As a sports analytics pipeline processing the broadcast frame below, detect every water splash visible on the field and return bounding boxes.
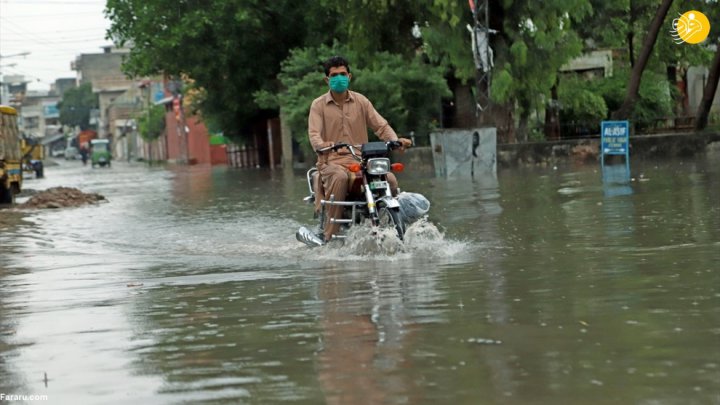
[311,217,470,261]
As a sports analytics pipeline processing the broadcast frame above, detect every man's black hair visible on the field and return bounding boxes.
[323,56,351,76]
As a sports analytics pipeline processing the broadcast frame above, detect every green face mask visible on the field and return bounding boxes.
[329,75,350,93]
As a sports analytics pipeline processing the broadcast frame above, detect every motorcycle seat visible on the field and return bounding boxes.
[312,167,363,213]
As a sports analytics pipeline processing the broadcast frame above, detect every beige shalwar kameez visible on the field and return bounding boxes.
[308,90,400,241]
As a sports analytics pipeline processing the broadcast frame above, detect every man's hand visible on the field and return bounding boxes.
[398,137,413,151]
[315,141,335,153]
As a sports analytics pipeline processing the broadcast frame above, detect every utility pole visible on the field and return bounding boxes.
[138,79,153,164]
[0,52,30,105]
[468,0,495,123]
[169,79,189,164]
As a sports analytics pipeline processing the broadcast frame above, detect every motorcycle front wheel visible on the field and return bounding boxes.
[378,207,405,240]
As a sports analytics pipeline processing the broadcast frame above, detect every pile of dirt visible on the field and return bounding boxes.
[20,187,106,209]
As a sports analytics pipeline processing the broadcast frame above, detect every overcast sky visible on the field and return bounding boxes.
[0,0,113,91]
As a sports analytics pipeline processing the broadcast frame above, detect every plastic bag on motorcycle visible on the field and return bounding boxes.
[396,192,430,226]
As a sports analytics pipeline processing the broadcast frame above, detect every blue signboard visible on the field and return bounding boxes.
[600,120,630,171]
[43,103,59,119]
[152,82,165,103]
[601,120,629,155]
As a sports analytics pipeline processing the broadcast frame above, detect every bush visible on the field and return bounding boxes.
[558,68,674,136]
[137,104,166,141]
[255,44,450,148]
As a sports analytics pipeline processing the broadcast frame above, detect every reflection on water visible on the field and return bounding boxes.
[1,155,719,403]
[602,163,633,198]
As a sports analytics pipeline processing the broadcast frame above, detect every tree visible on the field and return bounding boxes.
[58,83,98,130]
[695,42,720,131]
[612,0,674,119]
[137,105,166,141]
[317,0,431,62]
[423,0,594,142]
[255,43,450,151]
[576,0,714,123]
[105,0,334,141]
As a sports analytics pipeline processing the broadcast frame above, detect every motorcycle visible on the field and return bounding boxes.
[296,141,430,247]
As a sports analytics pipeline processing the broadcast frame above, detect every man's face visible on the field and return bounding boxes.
[324,66,351,84]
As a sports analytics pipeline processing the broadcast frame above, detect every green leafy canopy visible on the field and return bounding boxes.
[255,43,450,148]
[58,83,98,130]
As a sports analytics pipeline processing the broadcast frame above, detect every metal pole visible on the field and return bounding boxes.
[180,99,189,164]
[474,0,491,116]
[267,118,275,170]
[146,85,152,165]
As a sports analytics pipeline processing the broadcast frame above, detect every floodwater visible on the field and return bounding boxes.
[0,154,718,404]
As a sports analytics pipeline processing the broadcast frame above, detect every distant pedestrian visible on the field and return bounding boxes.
[80,145,89,165]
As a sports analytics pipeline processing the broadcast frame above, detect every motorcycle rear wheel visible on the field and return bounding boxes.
[378,207,405,240]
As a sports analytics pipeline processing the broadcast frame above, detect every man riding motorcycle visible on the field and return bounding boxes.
[308,56,412,243]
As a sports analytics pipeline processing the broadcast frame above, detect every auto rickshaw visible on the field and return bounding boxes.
[90,139,111,168]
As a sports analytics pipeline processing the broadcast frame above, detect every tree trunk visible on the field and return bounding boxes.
[612,0,673,120]
[544,81,560,140]
[279,107,293,168]
[627,0,635,67]
[480,103,515,143]
[453,83,477,128]
[695,43,720,131]
[516,101,531,143]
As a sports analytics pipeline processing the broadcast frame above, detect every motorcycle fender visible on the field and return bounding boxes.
[378,196,400,209]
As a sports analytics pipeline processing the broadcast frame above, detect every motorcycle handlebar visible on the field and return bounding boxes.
[316,141,406,154]
[316,143,352,153]
[387,140,403,150]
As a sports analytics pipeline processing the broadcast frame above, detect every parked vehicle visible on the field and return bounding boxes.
[90,139,111,168]
[64,146,79,160]
[0,105,23,204]
[296,141,430,247]
[50,147,65,158]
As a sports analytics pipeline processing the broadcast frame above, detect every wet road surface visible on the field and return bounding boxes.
[0,155,718,404]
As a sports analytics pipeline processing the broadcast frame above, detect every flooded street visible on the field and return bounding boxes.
[1,155,718,404]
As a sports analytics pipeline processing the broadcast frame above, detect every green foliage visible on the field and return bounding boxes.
[633,70,675,128]
[104,0,717,145]
[58,83,98,130]
[579,0,714,71]
[497,0,592,113]
[491,68,514,103]
[137,104,166,141]
[558,75,608,137]
[105,0,333,141]
[558,76,608,124]
[559,69,673,132]
[422,1,476,83]
[597,69,673,127]
[254,44,336,148]
[429,0,595,125]
[317,0,431,61]
[257,43,450,148]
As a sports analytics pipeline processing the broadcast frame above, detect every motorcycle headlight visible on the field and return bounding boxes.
[366,158,390,175]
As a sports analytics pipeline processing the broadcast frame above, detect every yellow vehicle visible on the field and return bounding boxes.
[0,105,23,204]
[21,136,45,178]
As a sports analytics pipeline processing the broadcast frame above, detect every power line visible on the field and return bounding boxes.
[0,18,90,53]
[6,27,109,34]
[2,37,108,44]
[3,12,105,19]
[0,0,104,5]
